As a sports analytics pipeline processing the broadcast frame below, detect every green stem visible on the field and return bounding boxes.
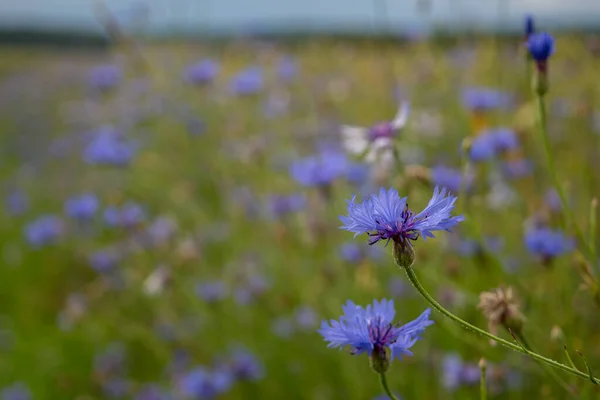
[378,373,399,400]
[516,332,576,396]
[536,94,594,260]
[479,359,487,400]
[402,265,600,384]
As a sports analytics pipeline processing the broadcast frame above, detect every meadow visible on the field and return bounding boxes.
[1,25,600,400]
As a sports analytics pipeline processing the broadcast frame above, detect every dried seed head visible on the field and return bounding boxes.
[478,286,526,336]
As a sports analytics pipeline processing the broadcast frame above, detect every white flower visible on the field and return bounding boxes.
[340,102,410,169]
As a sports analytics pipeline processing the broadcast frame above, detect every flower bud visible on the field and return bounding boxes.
[369,347,390,374]
[393,239,415,269]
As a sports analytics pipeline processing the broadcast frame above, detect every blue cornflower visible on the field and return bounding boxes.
[346,163,371,185]
[196,281,227,303]
[267,194,306,218]
[1,383,31,400]
[468,128,519,162]
[229,66,263,95]
[525,227,573,261]
[461,87,512,112]
[319,299,433,370]
[83,127,137,167]
[103,202,146,228]
[341,187,464,247]
[24,215,63,248]
[183,59,219,85]
[134,384,171,400]
[490,128,519,152]
[89,65,122,91]
[431,165,472,193]
[94,342,126,377]
[64,194,99,220]
[469,133,497,162]
[524,15,535,38]
[295,306,318,329]
[290,149,349,187]
[89,249,121,273]
[277,56,298,82]
[340,242,363,263]
[4,191,28,216]
[544,188,562,212]
[527,32,555,63]
[228,347,264,381]
[179,367,233,399]
[502,159,532,179]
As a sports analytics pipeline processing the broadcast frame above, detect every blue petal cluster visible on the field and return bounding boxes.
[24,215,63,248]
[183,59,220,85]
[431,165,472,193]
[340,187,464,246]
[290,149,349,187]
[88,65,122,91]
[319,299,433,360]
[469,128,519,162]
[461,87,513,111]
[229,66,264,95]
[525,227,573,259]
[83,127,137,167]
[64,194,99,220]
[527,32,555,62]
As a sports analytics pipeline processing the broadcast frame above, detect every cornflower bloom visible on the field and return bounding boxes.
[64,193,99,220]
[524,227,573,264]
[83,127,137,167]
[431,165,472,193]
[24,215,63,248]
[319,299,433,373]
[340,187,463,267]
[183,59,219,85]
[527,32,555,73]
[88,65,122,91]
[1,383,31,400]
[340,102,410,169]
[179,367,233,399]
[289,148,349,188]
[229,66,263,95]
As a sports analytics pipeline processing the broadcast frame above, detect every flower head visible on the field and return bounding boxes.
[527,32,555,63]
[179,367,233,399]
[229,66,263,95]
[88,65,122,91]
[290,149,349,187]
[24,215,63,248]
[462,87,512,112]
[431,165,472,193]
[83,127,137,167]
[478,287,526,336]
[319,299,433,370]
[340,103,410,168]
[1,382,31,400]
[64,194,99,220]
[183,59,219,85]
[340,187,464,247]
[524,227,573,261]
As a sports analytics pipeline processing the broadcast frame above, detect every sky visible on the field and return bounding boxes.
[0,0,599,35]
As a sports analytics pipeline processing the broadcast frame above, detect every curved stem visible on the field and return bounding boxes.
[516,332,577,397]
[378,373,399,400]
[402,265,600,384]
